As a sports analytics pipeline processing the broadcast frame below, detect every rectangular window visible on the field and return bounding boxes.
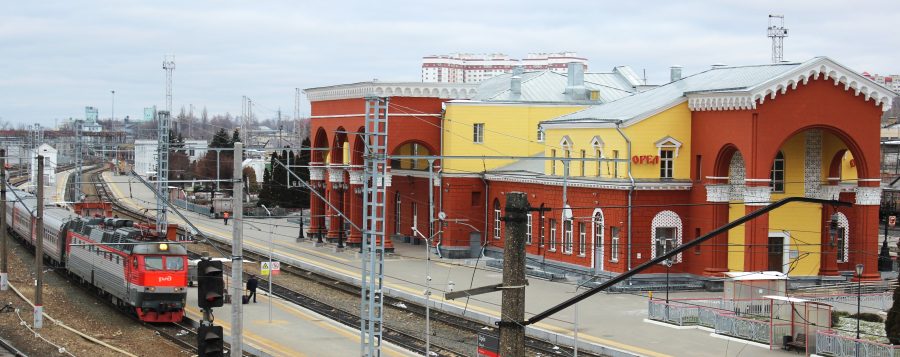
[563,219,573,254]
[550,149,557,175]
[540,212,546,247]
[770,153,785,193]
[394,195,402,235]
[473,123,484,143]
[612,150,620,178]
[537,127,545,142]
[412,202,418,231]
[580,150,586,176]
[660,149,674,179]
[493,205,501,240]
[578,222,586,256]
[610,227,619,262]
[655,227,676,258]
[471,191,482,206]
[526,213,533,244]
[549,219,557,251]
[596,150,603,177]
[166,256,185,270]
[564,150,571,176]
[144,256,164,270]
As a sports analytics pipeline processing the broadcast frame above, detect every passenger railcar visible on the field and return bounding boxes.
[4,192,188,322]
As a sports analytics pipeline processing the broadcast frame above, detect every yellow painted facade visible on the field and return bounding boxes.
[727,203,746,272]
[542,103,693,180]
[441,103,585,173]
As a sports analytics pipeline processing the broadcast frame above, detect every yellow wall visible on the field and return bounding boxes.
[821,131,857,184]
[728,203,745,271]
[542,102,693,180]
[442,103,585,173]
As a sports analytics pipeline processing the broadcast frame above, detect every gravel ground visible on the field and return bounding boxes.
[0,235,192,357]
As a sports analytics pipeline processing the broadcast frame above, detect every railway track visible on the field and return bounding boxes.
[91,167,597,356]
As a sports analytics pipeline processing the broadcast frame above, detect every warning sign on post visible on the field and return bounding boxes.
[260,261,280,276]
[477,333,499,357]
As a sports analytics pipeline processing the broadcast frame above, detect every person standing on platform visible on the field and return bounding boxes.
[223,211,229,225]
[246,275,258,303]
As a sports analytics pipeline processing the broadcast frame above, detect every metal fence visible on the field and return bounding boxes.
[797,292,893,312]
[173,199,213,217]
[714,313,771,344]
[816,330,900,357]
[647,300,699,326]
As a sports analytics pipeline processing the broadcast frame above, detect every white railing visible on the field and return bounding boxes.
[816,330,900,357]
[797,292,893,312]
[647,300,699,326]
[714,313,771,344]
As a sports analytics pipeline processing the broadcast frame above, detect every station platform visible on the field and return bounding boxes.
[184,286,412,357]
[101,171,796,357]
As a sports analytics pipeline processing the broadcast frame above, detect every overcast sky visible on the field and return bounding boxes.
[2,0,898,128]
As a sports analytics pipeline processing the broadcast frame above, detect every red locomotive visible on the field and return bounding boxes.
[6,192,188,322]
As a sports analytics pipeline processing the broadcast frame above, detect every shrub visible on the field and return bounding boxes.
[833,311,851,326]
[851,312,885,323]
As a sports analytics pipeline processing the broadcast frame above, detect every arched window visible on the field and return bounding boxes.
[770,151,785,193]
[593,210,605,269]
[394,191,402,235]
[833,212,849,263]
[651,210,683,263]
[493,199,501,240]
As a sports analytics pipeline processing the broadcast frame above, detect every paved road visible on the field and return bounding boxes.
[103,171,806,357]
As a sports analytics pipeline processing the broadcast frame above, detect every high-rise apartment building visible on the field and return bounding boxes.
[862,72,900,93]
[422,52,588,83]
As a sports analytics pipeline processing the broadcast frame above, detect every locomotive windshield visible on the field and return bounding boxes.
[166,256,185,270]
[144,256,164,270]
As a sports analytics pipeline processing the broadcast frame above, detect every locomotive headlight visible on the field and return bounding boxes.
[158,243,168,251]
[146,287,156,292]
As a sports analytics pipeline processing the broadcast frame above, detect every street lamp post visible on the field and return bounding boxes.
[412,227,441,357]
[665,259,672,321]
[856,263,864,357]
[260,205,275,323]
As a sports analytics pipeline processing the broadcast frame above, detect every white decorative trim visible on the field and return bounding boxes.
[834,212,850,263]
[309,113,441,119]
[706,184,731,202]
[804,130,823,198]
[590,136,604,149]
[559,135,573,148]
[743,186,772,206]
[818,185,842,200]
[687,57,896,112]
[304,81,477,102]
[655,135,683,158]
[349,170,364,185]
[592,209,605,272]
[728,152,746,201]
[855,186,881,205]
[650,210,683,263]
[309,167,325,181]
[382,173,392,187]
[328,167,345,183]
[483,173,693,191]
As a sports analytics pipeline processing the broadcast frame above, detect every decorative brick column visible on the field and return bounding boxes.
[326,166,345,243]
[818,185,842,276]
[308,162,326,241]
[704,177,730,276]
[743,182,771,272]
[346,168,364,247]
[853,184,882,280]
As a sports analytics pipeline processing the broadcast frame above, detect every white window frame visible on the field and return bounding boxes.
[473,123,485,144]
[660,149,674,179]
[578,222,586,257]
[770,151,785,193]
[526,213,533,245]
[411,202,418,231]
[580,150,586,177]
[651,210,683,263]
[537,125,545,142]
[539,211,546,247]
[493,200,501,240]
[549,219,557,251]
[550,149,557,175]
[563,218,573,254]
[610,227,619,263]
[394,191,402,235]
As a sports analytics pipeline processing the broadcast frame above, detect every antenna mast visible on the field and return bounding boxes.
[767,15,788,63]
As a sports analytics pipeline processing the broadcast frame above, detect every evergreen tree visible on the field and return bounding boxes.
[887,276,900,344]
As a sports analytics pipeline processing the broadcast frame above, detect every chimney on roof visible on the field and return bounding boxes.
[670,65,683,82]
[565,62,587,100]
[510,76,522,97]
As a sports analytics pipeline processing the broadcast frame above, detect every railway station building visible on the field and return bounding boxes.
[305,56,896,284]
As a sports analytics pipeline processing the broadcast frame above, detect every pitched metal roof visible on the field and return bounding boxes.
[472,69,638,103]
[545,57,897,126]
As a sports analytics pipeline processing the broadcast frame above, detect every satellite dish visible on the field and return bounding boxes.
[437,211,447,220]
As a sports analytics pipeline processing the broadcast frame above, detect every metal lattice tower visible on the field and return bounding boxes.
[156,110,170,235]
[72,120,83,202]
[360,96,389,356]
[767,15,788,63]
[163,56,175,114]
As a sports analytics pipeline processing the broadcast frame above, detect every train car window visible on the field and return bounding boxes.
[144,256,164,270]
[165,257,184,271]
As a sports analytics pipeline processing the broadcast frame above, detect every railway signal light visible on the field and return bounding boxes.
[197,259,224,308]
[197,324,225,357]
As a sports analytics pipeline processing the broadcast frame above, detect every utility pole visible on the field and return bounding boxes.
[0,149,7,291]
[498,192,529,356]
[231,142,244,357]
[34,155,44,329]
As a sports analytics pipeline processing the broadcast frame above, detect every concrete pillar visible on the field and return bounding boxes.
[326,166,344,243]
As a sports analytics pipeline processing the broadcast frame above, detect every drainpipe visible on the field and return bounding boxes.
[614,122,635,272]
